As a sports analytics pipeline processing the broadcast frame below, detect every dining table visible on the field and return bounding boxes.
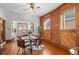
[21,35,38,40]
[20,35,39,54]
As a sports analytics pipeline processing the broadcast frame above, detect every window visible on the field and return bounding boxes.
[60,8,76,30]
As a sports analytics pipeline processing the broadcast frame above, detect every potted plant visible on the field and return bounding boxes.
[14,28,16,33]
[37,26,42,37]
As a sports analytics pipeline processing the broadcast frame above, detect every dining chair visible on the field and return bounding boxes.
[31,38,42,55]
[17,37,30,55]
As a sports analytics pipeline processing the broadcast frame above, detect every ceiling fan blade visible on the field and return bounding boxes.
[24,9,27,10]
[37,7,40,8]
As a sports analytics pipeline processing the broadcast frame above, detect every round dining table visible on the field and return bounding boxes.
[21,35,38,40]
[20,35,39,54]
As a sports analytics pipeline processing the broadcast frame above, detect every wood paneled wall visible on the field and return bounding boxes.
[76,4,79,46]
[40,6,60,45]
[60,30,76,49]
[59,4,76,49]
[51,8,60,45]
[40,15,51,40]
[60,4,76,14]
[40,3,79,49]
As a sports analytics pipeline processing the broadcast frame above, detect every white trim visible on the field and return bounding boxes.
[0,41,6,47]
[65,17,75,21]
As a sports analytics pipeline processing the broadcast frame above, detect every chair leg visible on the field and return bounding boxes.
[22,48,24,55]
[17,47,20,55]
[23,48,26,55]
[30,48,32,55]
[37,46,39,55]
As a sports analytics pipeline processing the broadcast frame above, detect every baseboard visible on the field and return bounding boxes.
[6,39,16,43]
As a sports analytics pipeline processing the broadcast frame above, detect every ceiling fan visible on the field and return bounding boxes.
[24,3,40,13]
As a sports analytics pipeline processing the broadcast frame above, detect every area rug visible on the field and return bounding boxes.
[26,44,45,51]
[31,44,45,50]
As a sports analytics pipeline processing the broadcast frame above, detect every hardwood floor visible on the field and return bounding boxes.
[1,40,70,55]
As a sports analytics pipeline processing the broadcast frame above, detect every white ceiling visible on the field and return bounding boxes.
[0,3,62,20]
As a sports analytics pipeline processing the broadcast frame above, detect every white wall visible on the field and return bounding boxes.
[0,7,40,40]
[14,16,40,35]
[0,7,5,16]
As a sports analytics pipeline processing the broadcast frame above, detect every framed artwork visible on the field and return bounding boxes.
[44,18,50,30]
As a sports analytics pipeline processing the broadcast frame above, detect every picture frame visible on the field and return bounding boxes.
[44,18,50,30]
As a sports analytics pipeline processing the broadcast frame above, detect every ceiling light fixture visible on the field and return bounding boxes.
[24,3,40,13]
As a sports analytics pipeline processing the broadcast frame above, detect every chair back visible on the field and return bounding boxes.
[17,38,25,48]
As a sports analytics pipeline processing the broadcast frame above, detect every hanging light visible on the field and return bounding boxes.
[24,3,40,13]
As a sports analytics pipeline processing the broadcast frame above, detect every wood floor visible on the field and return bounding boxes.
[1,40,70,55]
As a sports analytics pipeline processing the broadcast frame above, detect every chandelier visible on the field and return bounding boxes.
[24,3,40,13]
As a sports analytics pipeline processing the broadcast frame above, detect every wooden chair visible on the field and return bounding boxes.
[31,38,42,54]
[17,37,30,55]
